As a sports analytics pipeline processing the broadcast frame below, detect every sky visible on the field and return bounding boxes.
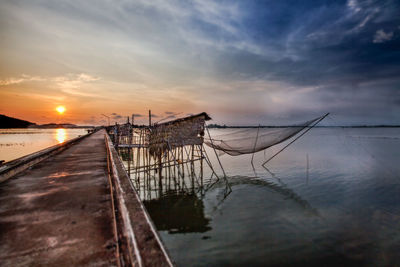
[0,0,399,126]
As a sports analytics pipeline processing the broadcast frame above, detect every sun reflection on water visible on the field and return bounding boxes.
[56,129,67,143]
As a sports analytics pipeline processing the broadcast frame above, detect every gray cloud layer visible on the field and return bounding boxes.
[1,0,399,125]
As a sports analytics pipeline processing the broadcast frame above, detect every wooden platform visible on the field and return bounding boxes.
[0,129,172,266]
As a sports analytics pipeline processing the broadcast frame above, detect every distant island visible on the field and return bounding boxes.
[0,114,36,128]
[0,114,93,129]
[35,123,92,129]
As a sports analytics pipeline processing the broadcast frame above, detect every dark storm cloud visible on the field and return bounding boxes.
[163,111,181,119]
[132,113,144,118]
[111,113,122,119]
[163,115,176,120]
[2,0,399,124]
[206,0,400,124]
[214,0,400,85]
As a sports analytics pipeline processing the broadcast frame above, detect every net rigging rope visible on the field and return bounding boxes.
[204,115,325,156]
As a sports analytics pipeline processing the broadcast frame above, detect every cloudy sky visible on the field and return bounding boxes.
[0,0,399,125]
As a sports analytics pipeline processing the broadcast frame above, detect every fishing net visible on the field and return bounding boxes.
[204,115,324,156]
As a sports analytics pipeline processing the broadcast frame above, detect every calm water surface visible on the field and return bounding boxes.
[0,128,89,162]
[123,128,400,266]
[4,127,398,265]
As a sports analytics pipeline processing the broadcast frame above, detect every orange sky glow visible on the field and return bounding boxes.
[1,1,398,126]
[0,73,201,125]
[0,1,324,126]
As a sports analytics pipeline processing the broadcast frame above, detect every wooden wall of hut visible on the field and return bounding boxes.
[148,113,210,156]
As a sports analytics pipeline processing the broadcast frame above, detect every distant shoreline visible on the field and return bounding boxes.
[29,125,94,129]
[2,114,399,129]
[0,114,94,129]
[207,125,400,129]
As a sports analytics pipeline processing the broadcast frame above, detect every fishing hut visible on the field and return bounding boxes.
[111,112,218,200]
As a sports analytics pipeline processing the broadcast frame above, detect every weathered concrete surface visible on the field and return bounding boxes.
[0,130,118,266]
[105,135,173,267]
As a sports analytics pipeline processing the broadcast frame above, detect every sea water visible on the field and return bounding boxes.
[2,127,399,265]
[0,128,89,162]
[128,128,400,266]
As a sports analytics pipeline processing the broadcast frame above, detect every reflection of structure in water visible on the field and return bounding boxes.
[118,148,131,161]
[144,191,211,234]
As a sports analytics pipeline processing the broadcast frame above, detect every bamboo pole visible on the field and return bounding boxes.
[262,113,329,166]
[251,124,261,168]
[205,123,226,177]
[200,145,204,189]
[167,152,170,191]
[149,110,152,127]
[181,147,185,178]
[158,153,162,190]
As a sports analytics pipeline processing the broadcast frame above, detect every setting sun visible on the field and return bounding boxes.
[56,106,66,114]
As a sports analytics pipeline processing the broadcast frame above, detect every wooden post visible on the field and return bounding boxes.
[173,148,176,183]
[151,150,156,189]
[191,144,194,176]
[168,151,171,189]
[164,153,167,188]
[191,145,194,192]
[200,145,203,189]
[158,153,162,190]
[149,110,152,127]
[115,123,119,148]
[176,147,180,179]
[181,147,185,178]
[136,147,140,191]
[128,148,131,178]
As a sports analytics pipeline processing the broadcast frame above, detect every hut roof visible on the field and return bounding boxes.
[156,112,211,126]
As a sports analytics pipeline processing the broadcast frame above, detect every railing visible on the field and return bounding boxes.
[104,133,174,267]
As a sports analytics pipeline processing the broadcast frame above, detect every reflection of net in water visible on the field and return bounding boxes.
[224,176,319,216]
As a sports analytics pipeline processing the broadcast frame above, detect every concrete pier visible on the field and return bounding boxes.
[0,129,172,266]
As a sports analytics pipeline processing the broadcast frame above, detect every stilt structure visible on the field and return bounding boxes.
[110,112,219,200]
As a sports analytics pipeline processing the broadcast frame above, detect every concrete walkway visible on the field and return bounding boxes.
[0,130,118,266]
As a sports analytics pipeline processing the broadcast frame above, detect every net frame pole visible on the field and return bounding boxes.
[202,147,220,182]
[205,123,227,177]
[251,124,261,168]
[262,113,329,167]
